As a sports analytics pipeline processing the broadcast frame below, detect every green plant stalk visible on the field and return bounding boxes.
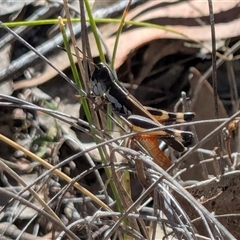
[0,18,198,38]
[123,169,131,197]
[59,17,81,87]
[83,0,106,63]
[105,2,128,155]
[59,16,110,199]
[109,3,133,234]
[107,1,131,133]
[82,4,114,131]
[106,105,113,130]
[83,0,125,214]
[2,17,225,58]
[58,17,92,125]
[111,0,131,69]
[59,8,113,206]
[59,15,111,203]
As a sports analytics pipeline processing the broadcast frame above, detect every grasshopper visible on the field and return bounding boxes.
[91,62,195,169]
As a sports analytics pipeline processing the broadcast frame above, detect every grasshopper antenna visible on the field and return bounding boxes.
[57,45,98,67]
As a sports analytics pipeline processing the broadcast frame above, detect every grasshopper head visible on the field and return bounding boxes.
[91,62,114,96]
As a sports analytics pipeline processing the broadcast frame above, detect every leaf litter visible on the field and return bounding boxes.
[0,0,240,239]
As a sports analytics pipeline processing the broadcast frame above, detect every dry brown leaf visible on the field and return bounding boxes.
[105,17,240,69]
[178,170,240,239]
[179,67,229,179]
[91,1,240,68]
[127,1,240,21]
[14,2,240,90]
[190,67,228,141]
